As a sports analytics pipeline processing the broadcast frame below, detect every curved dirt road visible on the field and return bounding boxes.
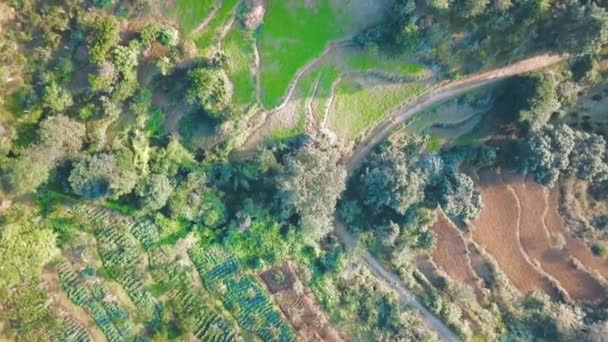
[334,54,565,342]
[344,54,565,174]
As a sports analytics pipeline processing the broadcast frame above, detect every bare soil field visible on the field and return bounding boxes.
[471,168,556,295]
[545,188,608,280]
[430,210,483,293]
[506,175,606,302]
[260,262,347,342]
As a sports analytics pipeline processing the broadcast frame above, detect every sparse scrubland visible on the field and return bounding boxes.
[3,0,608,341]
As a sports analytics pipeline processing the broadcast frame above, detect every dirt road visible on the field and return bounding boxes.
[344,54,565,174]
[333,53,565,342]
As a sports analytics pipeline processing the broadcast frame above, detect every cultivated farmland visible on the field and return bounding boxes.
[430,210,483,293]
[505,174,606,302]
[470,168,557,295]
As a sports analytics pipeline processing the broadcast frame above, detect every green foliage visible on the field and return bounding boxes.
[69,153,138,200]
[276,143,346,242]
[438,172,482,221]
[0,205,58,295]
[136,174,174,211]
[186,67,230,119]
[89,16,121,64]
[224,201,293,266]
[6,116,85,195]
[524,124,608,186]
[518,73,560,131]
[167,172,226,228]
[42,82,73,113]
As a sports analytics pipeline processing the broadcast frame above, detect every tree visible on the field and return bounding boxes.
[69,153,137,199]
[518,73,560,131]
[7,148,54,195]
[43,82,73,113]
[186,67,229,119]
[587,321,608,342]
[136,174,174,211]
[524,124,575,186]
[360,136,429,215]
[552,4,608,56]
[6,116,85,195]
[524,124,608,186]
[568,131,608,183]
[276,143,346,242]
[438,172,482,221]
[38,115,86,155]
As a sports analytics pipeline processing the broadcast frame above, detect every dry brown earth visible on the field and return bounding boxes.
[430,210,483,293]
[506,176,606,302]
[471,168,556,295]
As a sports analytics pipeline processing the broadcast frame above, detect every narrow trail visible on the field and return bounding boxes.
[253,41,262,104]
[306,76,321,130]
[191,1,221,36]
[322,76,341,128]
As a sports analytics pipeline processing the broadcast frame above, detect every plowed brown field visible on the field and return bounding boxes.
[507,176,605,302]
[431,210,483,292]
[545,188,608,279]
[471,168,556,295]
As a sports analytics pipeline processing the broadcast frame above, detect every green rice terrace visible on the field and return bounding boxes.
[3,0,608,341]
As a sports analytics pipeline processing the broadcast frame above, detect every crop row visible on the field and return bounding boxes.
[94,225,157,314]
[189,248,296,342]
[57,261,136,342]
[148,247,240,341]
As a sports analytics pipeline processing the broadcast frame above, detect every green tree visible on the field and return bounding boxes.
[69,153,137,199]
[136,174,174,211]
[186,67,229,119]
[438,172,482,221]
[43,82,73,113]
[6,116,85,195]
[276,143,346,242]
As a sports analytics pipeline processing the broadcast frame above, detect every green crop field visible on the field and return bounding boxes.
[170,0,216,34]
[224,26,257,109]
[330,79,425,140]
[343,49,429,79]
[258,0,345,108]
[193,0,239,52]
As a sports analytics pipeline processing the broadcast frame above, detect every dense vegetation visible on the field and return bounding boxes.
[2,0,608,341]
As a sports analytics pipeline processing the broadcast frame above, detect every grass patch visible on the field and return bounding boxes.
[193,0,239,52]
[259,0,345,108]
[170,0,216,34]
[224,25,256,108]
[427,135,445,152]
[330,78,425,141]
[145,108,166,136]
[344,48,429,78]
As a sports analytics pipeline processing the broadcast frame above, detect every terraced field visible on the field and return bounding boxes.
[260,263,347,342]
[504,174,606,302]
[430,210,483,293]
[442,168,608,303]
[471,168,557,295]
[545,188,608,279]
